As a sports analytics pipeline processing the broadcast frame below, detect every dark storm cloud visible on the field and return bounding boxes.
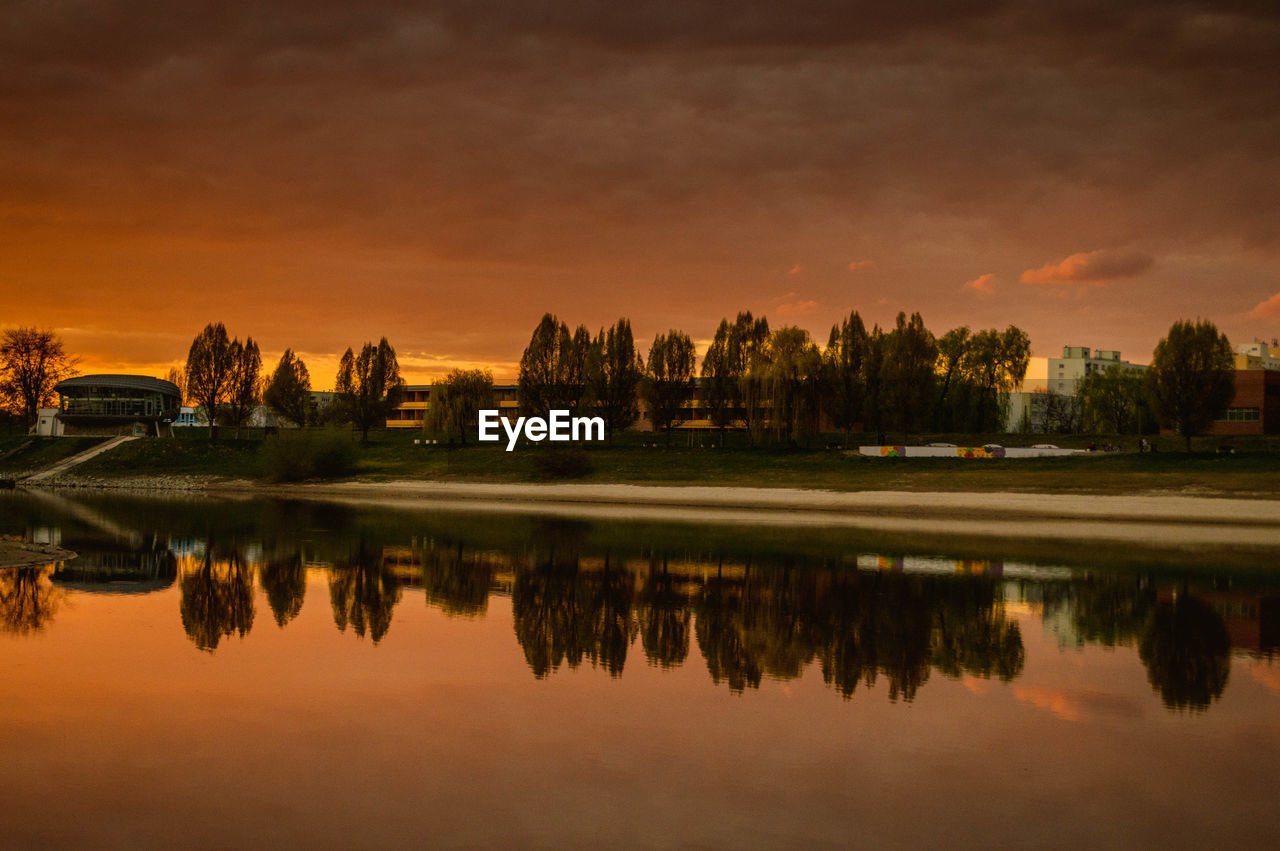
[2,1,1280,375]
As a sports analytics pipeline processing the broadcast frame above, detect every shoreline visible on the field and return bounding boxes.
[9,477,1280,552]
[21,474,1280,526]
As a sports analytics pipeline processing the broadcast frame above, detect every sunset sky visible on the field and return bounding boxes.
[3,1,1279,386]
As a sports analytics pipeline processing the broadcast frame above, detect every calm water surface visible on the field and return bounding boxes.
[2,490,1278,847]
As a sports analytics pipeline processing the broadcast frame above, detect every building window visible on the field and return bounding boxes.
[1218,407,1261,422]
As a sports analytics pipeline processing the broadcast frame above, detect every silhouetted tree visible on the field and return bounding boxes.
[758,326,824,444]
[263,349,312,427]
[823,311,868,442]
[0,327,78,427]
[588,319,643,434]
[860,325,889,443]
[934,325,1030,432]
[223,336,262,436]
[185,322,237,438]
[882,312,938,440]
[642,330,696,439]
[517,314,593,417]
[335,338,403,442]
[1149,319,1235,451]
[701,319,738,437]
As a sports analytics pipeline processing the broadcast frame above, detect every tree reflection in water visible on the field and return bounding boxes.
[637,559,690,669]
[506,520,636,678]
[1139,593,1231,712]
[179,542,255,652]
[3,489,1257,713]
[421,542,491,618]
[0,565,62,635]
[260,553,306,627]
[328,537,401,644]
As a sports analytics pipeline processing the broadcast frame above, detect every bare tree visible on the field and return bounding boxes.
[0,327,78,427]
[185,323,236,438]
[223,337,262,437]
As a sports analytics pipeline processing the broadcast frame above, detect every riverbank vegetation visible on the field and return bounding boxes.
[8,428,1278,496]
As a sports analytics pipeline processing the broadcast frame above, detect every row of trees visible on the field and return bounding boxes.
[183,323,404,440]
[2,315,1241,450]
[501,310,1030,444]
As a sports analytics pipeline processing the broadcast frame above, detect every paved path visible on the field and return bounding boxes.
[22,435,137,483]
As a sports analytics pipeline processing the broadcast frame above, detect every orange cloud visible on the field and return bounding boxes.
[847,260,874,272]
[1248,292,1280,319]
[788,263,804,276]
[963,273,996,294]
[776,298,818,318]
[1021,250,1154,284]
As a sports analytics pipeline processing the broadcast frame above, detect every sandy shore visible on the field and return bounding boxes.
[260,480,1280,525]
[20,478,1280,550]
[0,539,77,570]
[205,479,1280,551]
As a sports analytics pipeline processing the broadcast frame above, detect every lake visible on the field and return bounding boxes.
[2,489,1278,847]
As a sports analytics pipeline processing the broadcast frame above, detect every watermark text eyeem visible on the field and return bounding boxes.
[478,409,604,451]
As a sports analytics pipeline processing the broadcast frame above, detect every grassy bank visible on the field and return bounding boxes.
[36,427,1280,496]
[0,436,111,476]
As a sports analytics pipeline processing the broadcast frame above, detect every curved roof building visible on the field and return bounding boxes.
[53,374,182,436]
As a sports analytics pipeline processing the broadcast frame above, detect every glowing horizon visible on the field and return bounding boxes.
[3,2,1278,381]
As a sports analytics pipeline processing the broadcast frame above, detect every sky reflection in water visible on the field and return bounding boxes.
[1,491,1278,846]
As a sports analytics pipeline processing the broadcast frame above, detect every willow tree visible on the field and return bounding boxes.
[760,326,824,445]
[428,368,495,443]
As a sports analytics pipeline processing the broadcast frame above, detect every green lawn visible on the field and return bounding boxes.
[50,427,1280,496]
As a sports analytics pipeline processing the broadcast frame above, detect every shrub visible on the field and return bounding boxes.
[260,430,357,482]
[531,448,593,479]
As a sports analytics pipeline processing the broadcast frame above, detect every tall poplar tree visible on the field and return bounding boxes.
[643,330,696,440]
[336,338,403,442]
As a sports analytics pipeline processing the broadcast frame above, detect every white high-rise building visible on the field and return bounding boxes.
[1047,345,1147,397]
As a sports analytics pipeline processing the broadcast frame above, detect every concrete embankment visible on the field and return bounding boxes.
[21,435,138,483]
